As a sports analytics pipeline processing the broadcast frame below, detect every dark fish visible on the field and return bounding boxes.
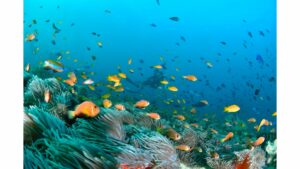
[256,54,264,64]
[150,23,157,27]
[57,5,60,9]
[96,34,100,37]
[269,77,275,82]
[254,89,260,95]
[259,31,265,37]
[91,32,97,36]
[175,42,180,46]
[52,23,61,34]
[104,9,111,14]
[187,59,191,63]
[70,23,75,26]
[51,40,56,45]
[220,41,227,45]
[32,19,37,24]
[92,56,96,60]
[180,36,186,42]
[248,32,253,38]
[87,47,91,51]
[243,19,247,22]
[28,24,32,28]
[45,19,50,23]
[156,0,160,5]
[40,6,43,8]
[169,16,179,22]
[243,43,247,48]
[139,59,144,63]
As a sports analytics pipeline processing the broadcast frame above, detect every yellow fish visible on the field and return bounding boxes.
[257,119,270,132]
[118,73,127,79]
[152,65,163,69]
[224,104,240,113]
[168,86,178,92]
[160,80,169,85]
[88,85,95,90]
[272,112,277,116]
[101,93,111,99]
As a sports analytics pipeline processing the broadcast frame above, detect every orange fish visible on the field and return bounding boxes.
[103,99,112,108]
[191,123,199,128]
[190,108,197,114]
[211,152,219,159]
[210,128,218,134]
[166,128,181,141]
[183,75,197,81]
[115,104,126,111]
[114,86,124,92]
[176,145,191,151]
[257,119,270,132]
[168,86,178,92]
[64,79,76,86]
[176,115,185,121]
[252,136,265,146]
[247,118,256,123]
[26,33,35,41]
[68,72,77,83]
[68,101,100,119]
[221,132,234,143]
[134,100,150,109]
[147,112,160,120]
[44,89,51,103]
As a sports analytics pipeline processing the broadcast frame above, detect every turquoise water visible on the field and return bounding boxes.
[24,0,276,168]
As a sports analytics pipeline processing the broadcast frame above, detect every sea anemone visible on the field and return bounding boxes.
[130,130,180,169]
[206,157,234,169]
[234,147,266,169]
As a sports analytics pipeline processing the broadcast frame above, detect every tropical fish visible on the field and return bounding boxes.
[101,93,111,99]
[147,112,160,120]
[206,61,213,68]
[164,128,181,141]
[221,132,234,143]
[128,58,132,65]
[160,80,169,85]
[97,41,103,47]
[247,118,256,123]
[88,85,95,90]
[114,86,124,92]
[64,79,76,86]
[118,73,127,79]
[25,64,30,72]
[103,99,112,108]
[43,60,64,72]
[135,100,150,109]
[152,65,163,69]
[44,89,51,103]
[252,136,265,146]
[211,152,220,159]
[169,16,179,22]
[191,123,199,128]
[68,101,100,119]
[176,145,191,151]
[115,104,125,111]
[25,33,36,41]
[190,108,197,114]
[176,115,185,121]
[183,75,197,81]
[168,86,178,92]
[83,79,94,85]
[210,128,218,134]
[52,23,61,34]
[257,119,270,131]
[68,72,77,83]
[224,104,240,113]
[272,112,277,116]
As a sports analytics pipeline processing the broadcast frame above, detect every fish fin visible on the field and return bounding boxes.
[68,111,76,119]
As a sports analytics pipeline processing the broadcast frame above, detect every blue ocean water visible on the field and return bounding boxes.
[24,0,276,124]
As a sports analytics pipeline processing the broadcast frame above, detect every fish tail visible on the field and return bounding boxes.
[68,111,76,119]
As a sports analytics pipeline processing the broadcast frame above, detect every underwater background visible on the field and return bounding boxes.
[24,0,276,168]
